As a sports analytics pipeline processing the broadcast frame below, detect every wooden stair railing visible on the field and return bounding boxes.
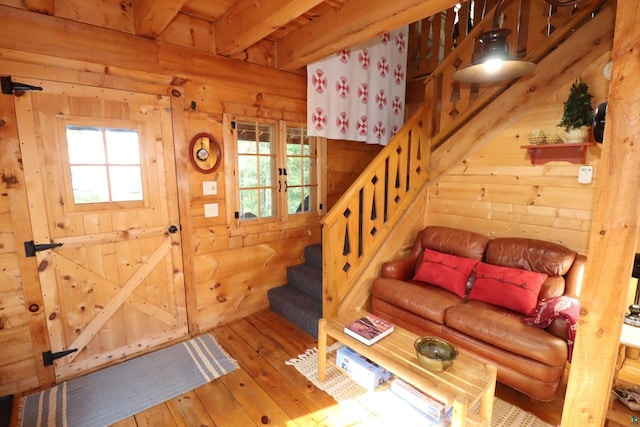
[321,0,609,320]
[320,108,432,319]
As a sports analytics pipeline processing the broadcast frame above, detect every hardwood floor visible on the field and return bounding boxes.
[12,310,565,426]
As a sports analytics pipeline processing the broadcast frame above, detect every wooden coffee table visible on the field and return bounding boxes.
[318,309,497,427]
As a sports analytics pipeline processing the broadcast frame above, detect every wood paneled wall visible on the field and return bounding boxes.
[0,4,317,395]
[425,50,612,255]
[326,139,383,210]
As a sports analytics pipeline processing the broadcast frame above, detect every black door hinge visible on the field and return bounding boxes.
[24,240,63,257]
[1,76,43,95]
[42,349,78,366]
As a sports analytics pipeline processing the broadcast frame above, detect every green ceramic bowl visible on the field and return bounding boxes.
[414,337,458,372]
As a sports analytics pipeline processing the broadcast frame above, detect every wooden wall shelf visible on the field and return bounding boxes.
[520,142,595,165]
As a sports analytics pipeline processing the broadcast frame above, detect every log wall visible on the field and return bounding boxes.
[0,4,320,395]
[0,1,618,405]
[425,50,612,255]
[326,140,383,210]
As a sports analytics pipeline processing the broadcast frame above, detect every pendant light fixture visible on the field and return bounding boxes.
[452,0,535,83]
[452,0,587,83]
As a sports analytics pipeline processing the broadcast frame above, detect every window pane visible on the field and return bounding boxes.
[288,187,303,214]
[258,124,272,141]
[70,166,109,203]
[239,189,259,219]
[259,156,273,186]
[259,141,272,154]
[303,157,312,185]
[261,188,275,217]
[287,143,301,156]
[237,139,257,154]
[302,136,311,156]
[66,126,105,164]
[106,128,140,164]
[238,156,258,187]
[287,156,302,186]
[110,166,143,201]
[237,122,257,154]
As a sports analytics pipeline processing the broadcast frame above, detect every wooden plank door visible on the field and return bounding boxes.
[13,79,188,381]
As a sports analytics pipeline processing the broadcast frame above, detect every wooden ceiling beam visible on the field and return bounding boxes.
[22,0,53,15]
[214,0,323,56]
[134,0,189,38]
[275,0,460,71]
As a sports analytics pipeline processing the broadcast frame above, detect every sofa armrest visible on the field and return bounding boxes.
[380,255,419,281]
[564,253,587,298]
[546,319,569,341]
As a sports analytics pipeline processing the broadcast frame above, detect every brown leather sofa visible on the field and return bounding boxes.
[371,226,586,402]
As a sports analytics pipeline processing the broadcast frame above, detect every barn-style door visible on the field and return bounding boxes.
[13,79,188,381]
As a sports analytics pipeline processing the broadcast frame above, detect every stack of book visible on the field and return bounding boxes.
[343,313,395,346]
[335,346,393,391]
[390,378,453,426]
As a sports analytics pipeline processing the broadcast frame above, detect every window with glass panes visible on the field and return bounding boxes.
[236,121,277,219]
[286,126,317,214]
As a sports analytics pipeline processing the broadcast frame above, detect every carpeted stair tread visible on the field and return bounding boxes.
[268,286,322,338]
[304,243,323,270]
[287,263,323,300]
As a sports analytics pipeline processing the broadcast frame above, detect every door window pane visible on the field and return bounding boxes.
[66,125,144,205]
[70,166,109,203]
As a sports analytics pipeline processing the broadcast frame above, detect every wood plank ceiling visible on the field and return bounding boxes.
[18,0,461,72]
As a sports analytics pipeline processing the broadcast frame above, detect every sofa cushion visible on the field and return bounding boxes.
[371,277,462,324]
[486,237,577,297]
[444,300,568,366]
[412,249,479,298]
[416,226,490,262]
[468,262,547,315]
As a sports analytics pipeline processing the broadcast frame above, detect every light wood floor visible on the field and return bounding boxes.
[12,310,565,426]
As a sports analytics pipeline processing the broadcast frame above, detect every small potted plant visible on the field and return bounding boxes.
[558,78,594,143]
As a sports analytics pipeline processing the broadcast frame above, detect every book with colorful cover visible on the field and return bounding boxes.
[343,314,395,345]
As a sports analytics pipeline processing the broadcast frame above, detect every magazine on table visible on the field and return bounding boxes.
[343,314,395,345]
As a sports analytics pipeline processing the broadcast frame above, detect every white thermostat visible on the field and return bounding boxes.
[578,166,593,184]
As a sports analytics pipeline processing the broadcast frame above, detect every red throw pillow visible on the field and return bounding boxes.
[468,263,548,315]
[412,249,479,298]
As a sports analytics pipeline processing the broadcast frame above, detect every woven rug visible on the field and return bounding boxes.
[19,334,237,427]
[286,344,553,427]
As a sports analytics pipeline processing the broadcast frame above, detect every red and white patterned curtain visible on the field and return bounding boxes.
[307,26,408,146]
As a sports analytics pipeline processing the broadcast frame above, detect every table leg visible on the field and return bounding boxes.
[479,364,497,425]
[452,394,468,427]
[317,318,327,382]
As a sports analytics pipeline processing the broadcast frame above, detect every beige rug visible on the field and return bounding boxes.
[286,343,553,427]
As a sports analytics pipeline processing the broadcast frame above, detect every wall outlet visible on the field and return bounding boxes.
[204,203,219,218]
[578,166,593,184]
[203,181,217,195]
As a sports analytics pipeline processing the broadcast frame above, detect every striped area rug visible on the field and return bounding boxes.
[286,343,553,427]
[19,334,237,427]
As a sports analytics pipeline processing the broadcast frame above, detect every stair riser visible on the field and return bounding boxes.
[268,286,322,338]
[287,264,322,300]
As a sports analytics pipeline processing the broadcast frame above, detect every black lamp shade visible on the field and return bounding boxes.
[452,28,535,83]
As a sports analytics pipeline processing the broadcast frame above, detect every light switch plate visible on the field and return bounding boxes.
[203,181,217,195]
[578,166,593,184]
[204,203,219,217]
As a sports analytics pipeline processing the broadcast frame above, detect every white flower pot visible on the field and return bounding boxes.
[565,127,589,143]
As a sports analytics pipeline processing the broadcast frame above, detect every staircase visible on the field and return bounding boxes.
[267,243,323,338]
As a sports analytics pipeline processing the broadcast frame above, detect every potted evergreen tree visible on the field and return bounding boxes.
[558,78,594,143]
